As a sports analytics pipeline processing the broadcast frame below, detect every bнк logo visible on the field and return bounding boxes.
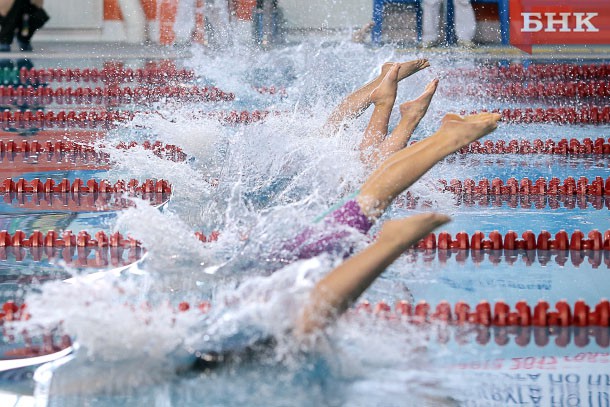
[521,13,599,33]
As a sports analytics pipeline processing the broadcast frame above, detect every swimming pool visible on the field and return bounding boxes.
[0,39,608,406]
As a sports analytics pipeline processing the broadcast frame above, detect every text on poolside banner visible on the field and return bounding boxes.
[510,0,610,53]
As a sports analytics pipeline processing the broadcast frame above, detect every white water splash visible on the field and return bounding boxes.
[23,273,199,362]
[20,38,518,406]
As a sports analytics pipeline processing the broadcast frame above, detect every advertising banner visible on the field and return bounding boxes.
[510,0,610,53]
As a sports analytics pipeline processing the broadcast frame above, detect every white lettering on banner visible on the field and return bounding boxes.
[522,13,544,32]
[574,12,599,32]
[544,13,572,32]
[520,12,600,33]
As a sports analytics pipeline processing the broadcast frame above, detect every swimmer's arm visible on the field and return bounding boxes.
[294,213,450,337]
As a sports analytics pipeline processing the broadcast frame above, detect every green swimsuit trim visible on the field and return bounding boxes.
[313,190,360,223]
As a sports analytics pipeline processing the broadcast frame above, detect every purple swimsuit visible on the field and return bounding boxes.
[287,199,372,259]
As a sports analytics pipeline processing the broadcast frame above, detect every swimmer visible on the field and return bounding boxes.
[27,113,500,382]
[30,214,448,381]
[188,112,499,368]
[185,212,449,370]
[289,112,501,260]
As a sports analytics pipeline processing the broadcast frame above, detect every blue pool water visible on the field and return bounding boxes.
[0,39,608,406]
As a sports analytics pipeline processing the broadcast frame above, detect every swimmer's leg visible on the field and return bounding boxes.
[358,63,399,161]
[289,114,498,261]
[323,59,430,134]
[357,113,502,219]
[368,78,439,166]
[376,112,496,170]
[295,213,450,336]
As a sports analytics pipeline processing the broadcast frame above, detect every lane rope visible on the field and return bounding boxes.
[457,138,610,155]
[0,140,186,162]
[0,177,171,194]
[0,299,607,328]
[457,63,610,81]
[464,106,610,124]
[449,81,610,99]
[0,109,275,128]
[0,85,235,105]
[438,176,610,197]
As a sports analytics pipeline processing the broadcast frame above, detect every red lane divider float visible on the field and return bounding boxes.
[0,141,186,175]
[0,109,275,129]
[0,85,234,105]
[6,326,608,356]
[465,106,610,124]
[0,312,607,359]
[439,176,610,197]
[459,138,610,155]
[0,178,171,211]
[17,66,195,85]
[0,229,218,248]
[113,140,187,160]
[0,130,105,143]
[9,227,610,266]
[0,245,143,268]
[0,301,72,358]
[447,325,608,348]
[1,336,72,360]
[1,191,168,212]
[396,193,610,211]
[0,299,607,328]
[209,109,276,125]
[450,81,610,99]
[0,140,186,161]
[457,63,610,81]
[393,245,610,268]
[356,299,610,328]
[0,177,171,194]
[254,86,287,97]
[0,230,139,248]
[412,229,609,252]
[0,230,218,268]
[196,227,610,253]
[0,110,133,128]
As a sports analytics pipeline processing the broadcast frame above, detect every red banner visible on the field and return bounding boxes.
[510,0,610,53]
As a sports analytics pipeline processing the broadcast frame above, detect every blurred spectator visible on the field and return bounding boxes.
[422,0,475,47]
[0,0,49,51]
[352,22,374,44]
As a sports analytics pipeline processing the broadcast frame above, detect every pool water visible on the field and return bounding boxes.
[0,38,608,406]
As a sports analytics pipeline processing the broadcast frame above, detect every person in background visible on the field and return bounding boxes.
[422,0,475,47]
[0,0,49,52]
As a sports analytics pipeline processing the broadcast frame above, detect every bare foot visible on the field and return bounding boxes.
[370,63,399,108]
[399,78,439,124]
[381,59,430,82]
[438,113,501,149]
[441,112,493,124]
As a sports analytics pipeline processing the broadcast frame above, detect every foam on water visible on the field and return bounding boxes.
[112,199,212,275]
[23,273,197,362]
